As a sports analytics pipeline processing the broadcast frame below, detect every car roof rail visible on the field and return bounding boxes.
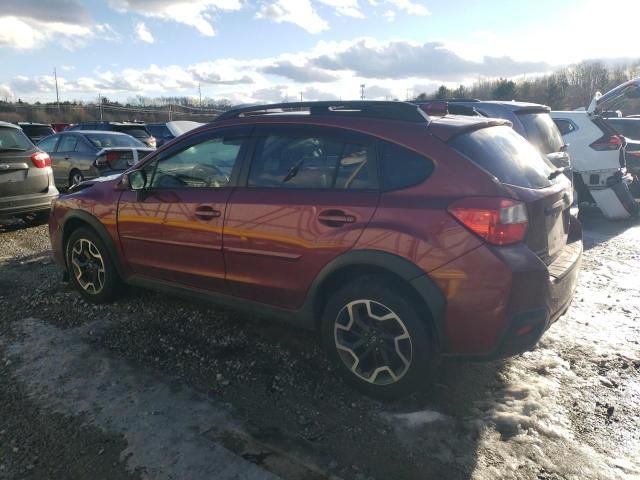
[215,101,429,123]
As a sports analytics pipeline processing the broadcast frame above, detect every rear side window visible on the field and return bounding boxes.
[450,126,555,189]
[0,128,33,151]
[553,119,577,136]
[85,133,145,148]
[379,141,433,191]
[249,132,377,190]
[517,112,564,154]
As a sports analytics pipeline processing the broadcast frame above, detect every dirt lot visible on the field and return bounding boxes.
[1,214,639,480]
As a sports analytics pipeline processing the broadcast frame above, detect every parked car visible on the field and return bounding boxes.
[417,100,576,215]
[0,121,58,221]
[48,101,582,398]
[51,123,72,133]
[67,122,157,149]
[17,122,56,144]
[37,131,154,189]
[602,115,640,189]
[147,121,204,147]
[551,78,640,219]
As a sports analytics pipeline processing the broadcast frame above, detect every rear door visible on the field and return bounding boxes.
[450,125,572,264]
[0,127,46,198]
[223,125,380,309]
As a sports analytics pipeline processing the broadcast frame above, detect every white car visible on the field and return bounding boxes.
[552,78,640,220]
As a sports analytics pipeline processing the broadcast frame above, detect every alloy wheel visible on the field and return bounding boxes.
[334,299,413,385]
[71,172,83,186]
[70,238,106,294]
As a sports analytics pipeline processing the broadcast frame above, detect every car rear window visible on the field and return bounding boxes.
[21,125,55,137]
[85,133,146,148]
[450,125,556,189]
[115,126,150,138]
[0,127,33,151]
[517,112,564,154]
[148,125,171,138]
[606,119,640,140]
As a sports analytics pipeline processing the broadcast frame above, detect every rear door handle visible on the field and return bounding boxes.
[318,210,356,227]
[194,206,222,220]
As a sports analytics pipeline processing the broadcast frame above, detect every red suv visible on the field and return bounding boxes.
[48,101,582,398]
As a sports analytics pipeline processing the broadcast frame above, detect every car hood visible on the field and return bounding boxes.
[587,77,640,115]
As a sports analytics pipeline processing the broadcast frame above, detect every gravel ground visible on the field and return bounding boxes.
[0,214,639,479]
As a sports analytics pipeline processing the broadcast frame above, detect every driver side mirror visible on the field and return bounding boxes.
[128,169,147,191]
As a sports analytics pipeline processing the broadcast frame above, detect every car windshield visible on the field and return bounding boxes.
[114,126,150,139]
[451,125,556,189]
[85,133,146,148]
[517,112,565,154]
[0,127,33,151]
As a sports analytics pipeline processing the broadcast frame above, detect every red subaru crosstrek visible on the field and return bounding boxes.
[48,101,582,398]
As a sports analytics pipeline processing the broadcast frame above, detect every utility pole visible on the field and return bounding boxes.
[299,91,303,102]
[53,67,60,111]
[360,84,365,100]
[406,88,411,101]
[98,93,103,121]
[198,83,202,107]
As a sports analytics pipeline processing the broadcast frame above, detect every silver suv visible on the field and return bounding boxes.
[0,121,58,221]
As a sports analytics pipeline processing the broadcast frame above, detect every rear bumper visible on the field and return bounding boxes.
[433,217,583,358]
[0,188,58,217]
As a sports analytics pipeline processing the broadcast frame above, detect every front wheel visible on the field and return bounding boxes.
[320,275,435,399]
[65,227,119,303]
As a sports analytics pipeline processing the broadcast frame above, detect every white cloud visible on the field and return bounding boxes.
[135,22,154,43]
[0,16,117,50]
[316,0,364,18]
[108,0,242,36]
[0,84,14,101]
[383,9,395,21]
[385,0,430,16]
[256,0,329,34]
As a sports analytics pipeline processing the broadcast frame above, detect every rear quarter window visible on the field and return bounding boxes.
[517,112,564,154]
[379,141,433,191]
[450,126,555,190]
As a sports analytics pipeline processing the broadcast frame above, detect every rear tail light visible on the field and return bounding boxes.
[448,197,528,246]
[590,134,625,151]
[30,151,51,168]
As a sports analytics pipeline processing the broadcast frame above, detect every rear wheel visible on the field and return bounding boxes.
[320,275,435,399]
[65,227,119,303]
[69,170,84,188]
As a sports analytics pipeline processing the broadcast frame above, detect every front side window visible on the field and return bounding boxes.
[150,136,245,189]
[36,135,59,152]
[248,132,377,190]
[85,133,145,148]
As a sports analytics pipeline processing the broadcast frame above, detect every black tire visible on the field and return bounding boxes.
[65,227,119,304]
[69,169,84,188]
[320,275,435,399]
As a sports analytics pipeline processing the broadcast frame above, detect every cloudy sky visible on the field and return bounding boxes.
[0,0,639,104]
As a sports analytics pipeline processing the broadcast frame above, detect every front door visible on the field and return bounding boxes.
[117,127,251,292]
[223,125,380,309]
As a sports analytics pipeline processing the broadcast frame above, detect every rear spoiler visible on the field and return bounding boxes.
[428,117,512,142]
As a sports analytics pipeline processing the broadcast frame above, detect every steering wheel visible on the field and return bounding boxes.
[191,164,230,186]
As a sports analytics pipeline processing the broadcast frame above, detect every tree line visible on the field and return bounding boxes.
[414,60,640,111]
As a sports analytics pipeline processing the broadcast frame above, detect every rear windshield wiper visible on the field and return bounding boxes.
[548,167,568,180]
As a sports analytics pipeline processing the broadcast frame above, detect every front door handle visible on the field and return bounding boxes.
[318,210,356,227]
[194,206,221,220]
